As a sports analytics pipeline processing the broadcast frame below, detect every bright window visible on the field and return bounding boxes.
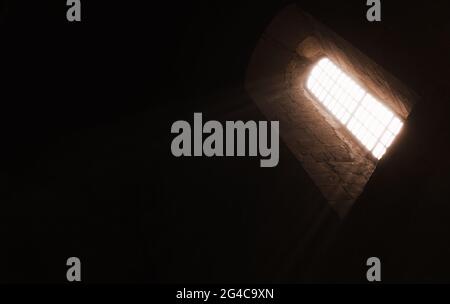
[306,57,403,159]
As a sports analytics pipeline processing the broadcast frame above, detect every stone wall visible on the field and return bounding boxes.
[245,4,417,217]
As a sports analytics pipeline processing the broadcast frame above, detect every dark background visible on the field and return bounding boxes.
[1,0,450,283]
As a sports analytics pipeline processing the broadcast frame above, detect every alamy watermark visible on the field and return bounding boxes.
[366,257,381,282]
[170,113,279,168]
[66,257,81,282]
[66,0,81,22]
[366,0,381,22]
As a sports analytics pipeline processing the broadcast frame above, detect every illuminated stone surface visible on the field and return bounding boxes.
[246,4,417,217]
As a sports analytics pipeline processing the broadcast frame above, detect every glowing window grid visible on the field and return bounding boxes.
[306,58,404,159]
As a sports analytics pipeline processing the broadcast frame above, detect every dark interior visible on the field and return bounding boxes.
[1,0,450,283]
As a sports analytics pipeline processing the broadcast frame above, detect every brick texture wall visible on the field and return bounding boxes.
[246,4,417,217]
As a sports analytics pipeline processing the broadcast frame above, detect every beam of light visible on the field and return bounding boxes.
[306,57,403,160]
